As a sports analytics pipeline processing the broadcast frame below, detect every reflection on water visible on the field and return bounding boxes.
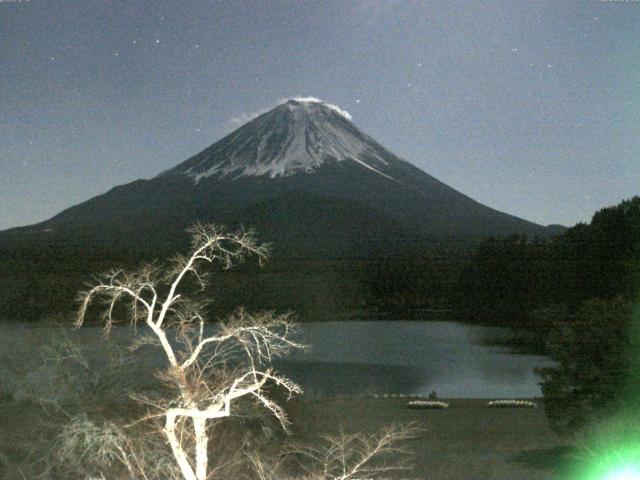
[276,321,554,398]
[273,360,425,398]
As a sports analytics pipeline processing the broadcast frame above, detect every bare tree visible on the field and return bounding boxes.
[75,223,304,480]
[247,424,420,480]
[296,425,419,480]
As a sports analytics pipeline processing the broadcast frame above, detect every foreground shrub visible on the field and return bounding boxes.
[537,297,633,436]
[250,423,420,480]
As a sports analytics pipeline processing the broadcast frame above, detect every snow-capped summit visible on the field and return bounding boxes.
[286,96,353,120]
[160,98,401,182]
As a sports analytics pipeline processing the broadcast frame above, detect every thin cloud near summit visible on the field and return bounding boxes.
[227,96,352,128]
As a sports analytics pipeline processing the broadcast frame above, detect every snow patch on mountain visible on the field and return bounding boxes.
[162,98,398,183]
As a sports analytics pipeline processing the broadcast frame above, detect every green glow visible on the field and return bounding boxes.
[559,301,640,480]
[568,440,640,480]
[604,466,640,480]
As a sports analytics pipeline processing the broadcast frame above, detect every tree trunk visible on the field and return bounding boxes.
[165,413,197,480]
[194,417,209,480]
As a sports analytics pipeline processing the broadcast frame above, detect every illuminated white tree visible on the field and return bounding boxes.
[248,424,420,480]
[75,223,303,480]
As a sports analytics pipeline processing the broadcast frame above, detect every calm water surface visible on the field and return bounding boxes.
[3,320,552,399]
[276,321,552,398]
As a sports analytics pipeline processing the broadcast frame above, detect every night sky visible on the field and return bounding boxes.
[1,0,638,230]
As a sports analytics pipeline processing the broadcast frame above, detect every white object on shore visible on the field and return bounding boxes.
[486,399,537,408]
[407,400,450,409]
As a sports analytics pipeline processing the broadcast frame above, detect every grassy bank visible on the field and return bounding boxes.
[0,395,573,479]
[288,397,572,480]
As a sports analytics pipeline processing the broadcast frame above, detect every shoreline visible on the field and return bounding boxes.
[287,396,572,480]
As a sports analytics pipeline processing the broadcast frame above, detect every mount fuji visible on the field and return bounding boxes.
[1,98,557,257]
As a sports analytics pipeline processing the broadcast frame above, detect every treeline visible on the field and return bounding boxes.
[0,246,465,322]
[358,247,471,317]
[452,196,640,329]
[452,196,640,438]
[0,215,475,322]
[2,197,637,330]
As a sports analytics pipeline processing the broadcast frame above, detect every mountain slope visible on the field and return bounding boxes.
[0,99,547,250]
[1,97,557,256]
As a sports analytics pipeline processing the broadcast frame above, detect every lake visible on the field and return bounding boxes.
[276,321,553,398]
[1,320,553,400]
